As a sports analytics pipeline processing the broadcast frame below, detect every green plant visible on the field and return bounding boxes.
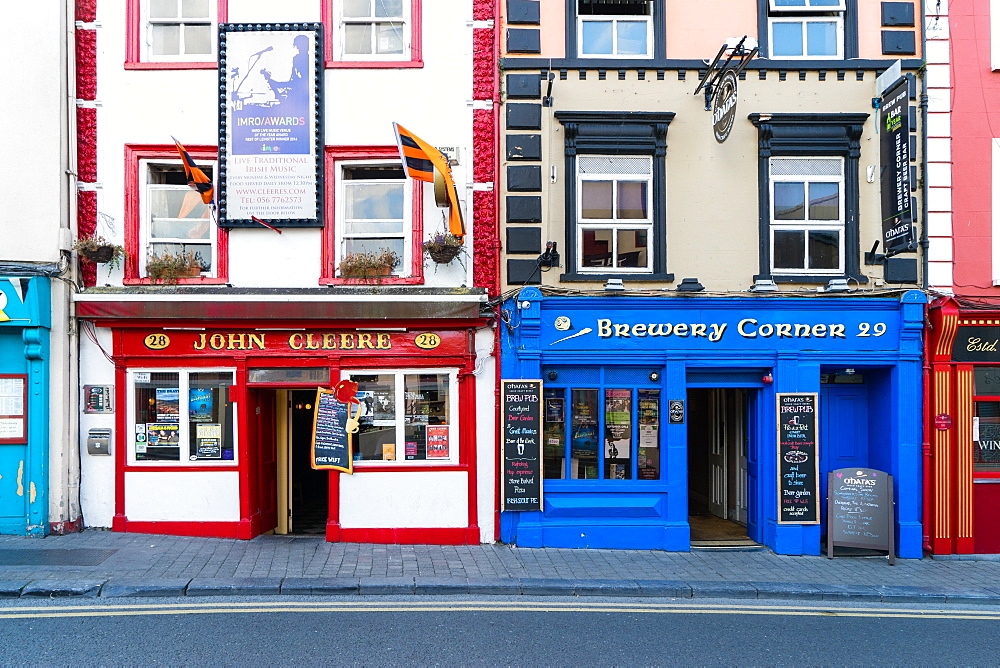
[422,232,465,267]
[145,249,204,284]
[72,234,127,271]
[338,248,401,281]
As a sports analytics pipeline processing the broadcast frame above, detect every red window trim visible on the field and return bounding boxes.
[123,144,230,285]
[124,0,228,70]
[321,0,424,69]
[321,146,425,285]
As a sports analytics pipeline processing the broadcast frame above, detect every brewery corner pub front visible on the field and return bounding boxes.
[75,291,494,544]
[499,287,925,557]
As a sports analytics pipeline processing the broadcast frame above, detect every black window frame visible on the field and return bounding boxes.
[749,113,868,284]
[757,0,858,61]
[554,110,674,282]
[566,0,665,60]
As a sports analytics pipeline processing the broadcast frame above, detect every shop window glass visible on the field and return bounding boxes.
[131,369,235,464]
[767,0,844,59]
[543,389,567,479]
[350,369,456,464]
[571,389,600,479]
[336,161,411,278]
[143,0,215,62]
[577,156,653,272]
[974,400,1000,472]
[336,0,410,60]
[142,160,218,278]
[637,389,660,479]
[577,0,652,58]
[769,157,844,274]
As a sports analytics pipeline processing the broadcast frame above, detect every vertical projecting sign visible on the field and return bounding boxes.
[712,70,738,143]
[502,380,543,511]
[879,78,916,256]
[776,393,820,524]
[218,23,324,228]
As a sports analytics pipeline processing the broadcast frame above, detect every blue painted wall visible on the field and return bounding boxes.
[500,288,926,558]
[0,277,51,536]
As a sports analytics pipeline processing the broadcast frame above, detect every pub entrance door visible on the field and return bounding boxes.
[274,389,329,535]
[687,388,751,543]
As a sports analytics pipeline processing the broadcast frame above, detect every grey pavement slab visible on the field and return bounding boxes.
[186,577,282,596]
[871,585,949,603]
[0,581,30,598]
[359,577,415,595]
[636,580,693,598]
[281,577,359,596]
[415,576,470,595]
[100,578,190,598]
[750,581,824,600]
[21,580,105,598]
[467,577,522,595]
[814,583,882,601]
[520,578,577,596]
[574,579,643,597]
[689,580,758,599]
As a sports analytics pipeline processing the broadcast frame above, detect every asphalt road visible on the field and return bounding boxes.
[0,595,994,666]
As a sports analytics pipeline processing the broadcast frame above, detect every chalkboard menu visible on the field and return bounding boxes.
[502,379,542,511]
[776,393,819,524]
[311,388,352,473]
[827,468,895,565]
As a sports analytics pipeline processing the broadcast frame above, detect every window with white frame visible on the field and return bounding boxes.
[769,157,844,274]
[577,0,652,58]
[577,156,653,272]
[767,0,844,59]
[142,0,215,62]
[337,0,409,59]
[128,368,236,465]
[140,160,217,278]
[346,369,458,464]
[336,161,411,278]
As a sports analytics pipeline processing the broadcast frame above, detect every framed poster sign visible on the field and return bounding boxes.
[311,388,352,473]
[776,393,820,524]
[502,379,542,511]
[218,23,324,228]
[0,375,27,444]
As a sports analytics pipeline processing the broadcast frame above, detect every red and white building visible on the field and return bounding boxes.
[74,0,500,543]
[925,0,1000,554]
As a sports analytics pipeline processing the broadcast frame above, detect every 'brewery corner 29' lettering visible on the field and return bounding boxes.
[595,319,886,341]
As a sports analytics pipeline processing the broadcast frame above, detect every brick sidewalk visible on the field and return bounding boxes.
[0,532,997,602]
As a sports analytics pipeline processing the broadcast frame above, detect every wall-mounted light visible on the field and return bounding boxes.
[749,279,778,293]
[604,278,626,292]
[547,370,558,381]
[649,371,660,382]
[823,279,850,293]
[676,278,704,292]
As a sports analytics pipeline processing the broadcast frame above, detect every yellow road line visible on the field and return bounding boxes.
[0,601,998,621]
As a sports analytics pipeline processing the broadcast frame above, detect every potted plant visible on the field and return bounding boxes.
[422,232,465,265]
[72,234,126,270]
[338,248,401,281]
[145,249,204,284]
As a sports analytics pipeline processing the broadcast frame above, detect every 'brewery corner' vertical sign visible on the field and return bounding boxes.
[218,23,324,228]
[879,77,916,256]
[502,380,543,511]
[776,393,820,524]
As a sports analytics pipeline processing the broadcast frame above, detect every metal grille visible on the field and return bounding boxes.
[769,157,842,177]
[686,369,768,385]
[579,156,652,176]
[604,367,659,385]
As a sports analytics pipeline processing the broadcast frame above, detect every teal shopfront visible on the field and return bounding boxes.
[0,277,51,535]
[499,288,925,558]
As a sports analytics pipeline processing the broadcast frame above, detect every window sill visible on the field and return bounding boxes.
[501,57,924,71]
[559,272,674,283]
[350,463,466,472]
[767,273,869,285]
[124,61,217,70]
[325,59,423,69]
[125,464,239,471]
[321,276,423,286]
[123,277,230,286]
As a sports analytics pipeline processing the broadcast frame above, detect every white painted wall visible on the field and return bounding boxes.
[125,471,240,522]
[78,331,118,528]
[474,328,497,542]
[340,471,468,528]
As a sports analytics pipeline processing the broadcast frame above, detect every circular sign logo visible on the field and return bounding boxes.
[712,70,739,143]
[554,316,571,331]
[934,413,952,431]
[143,333,171,350]
[414,332,441,350]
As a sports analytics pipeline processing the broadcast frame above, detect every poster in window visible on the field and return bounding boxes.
[604,389,631,459]
[194,423,222,460]
[382,442,396,461]
[155,388,180,421]
[189,388,214,422]
[147,423,180,447]
[426,426,449,459]
[218,23,323,228]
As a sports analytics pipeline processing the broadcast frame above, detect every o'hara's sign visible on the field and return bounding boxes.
[712,70,738,143]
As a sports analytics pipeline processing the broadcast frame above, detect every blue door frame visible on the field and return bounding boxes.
[499,288,926,557]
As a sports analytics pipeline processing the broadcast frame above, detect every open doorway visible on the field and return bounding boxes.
[275,389,329,535]
[687,388,753,545]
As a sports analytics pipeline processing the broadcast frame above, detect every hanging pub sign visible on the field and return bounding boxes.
[712,70,738,143]
[878,78,916,256]
[218,23,324,228]
[502,379,543,511]
[827,468,895,565]
[311,388,352,473]
[776,393,820,524]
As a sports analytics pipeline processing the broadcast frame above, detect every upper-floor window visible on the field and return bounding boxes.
[327,0,421,66]
[766,0,845,58]
[126,0,226,68]
[578,0,652,58]
[769,157,844,274]
[578,156,653,272]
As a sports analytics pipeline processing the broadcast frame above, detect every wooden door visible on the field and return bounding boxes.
[709,390,727,518]
[253,390,278,533]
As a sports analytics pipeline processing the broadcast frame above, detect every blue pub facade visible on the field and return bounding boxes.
[499,288,925,558]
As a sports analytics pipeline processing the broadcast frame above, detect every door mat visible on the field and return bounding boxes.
[0,548,117,566]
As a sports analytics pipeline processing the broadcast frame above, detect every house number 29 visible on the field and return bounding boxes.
[857,323,887,337]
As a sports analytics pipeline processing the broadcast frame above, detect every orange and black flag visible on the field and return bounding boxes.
[172,137,214,206]
[392,123,466,239]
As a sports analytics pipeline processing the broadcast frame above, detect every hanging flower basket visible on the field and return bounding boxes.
[72,234,127,271]
[81,245,116,264]
[426,244,462,264]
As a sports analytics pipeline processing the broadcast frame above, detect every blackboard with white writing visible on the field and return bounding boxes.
[827,468,894,565]
[312,389,352,472]
[777,393,819,524]
[502,380,542,511]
